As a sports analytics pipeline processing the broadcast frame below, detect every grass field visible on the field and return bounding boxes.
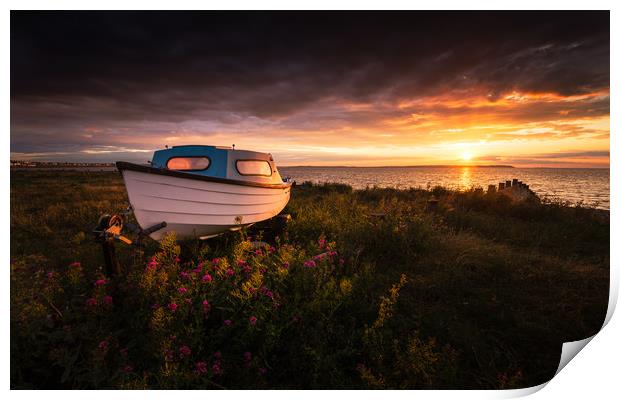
[10,170,609,389]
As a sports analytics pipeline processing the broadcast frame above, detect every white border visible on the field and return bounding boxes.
[4,1,617,398]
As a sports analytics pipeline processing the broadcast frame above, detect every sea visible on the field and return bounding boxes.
[279,166,610,210]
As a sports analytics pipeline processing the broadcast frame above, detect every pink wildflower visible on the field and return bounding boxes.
[164,349,174,361]
[249,316,257,326]
[174,257,181,263]
[98,340,109,351]
[243,264,252,273]
[194,361,208,375]
[282,262,289,269]
[179,271,190,279]
[168,302,178,312]
[202,273,213,282]
[146,257,158,271]
[226,268,234,277]
[69,261,81,268]
[318,237,326,249]
[265,290,274,299]
[214,351,222,359]
[244,351,252,363]
[259,367,267,375]
[212,362,222,375]
[339,258,345,266]
[47,271,54,279]
[212,258,221,265]
[224,319,232,326]
[94,279,107,286]
[193,262,204,274]
[123,365,133,373]
[178,287,188,294]
[304,260,316,268]
[202,299,211,313]
[237,259,247,267]
[179,345,191,358]
[254,249,262,256]
[86,298,97,306]
[103,295,113,305]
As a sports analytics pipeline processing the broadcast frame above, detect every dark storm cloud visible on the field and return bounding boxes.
[10,11,610,164]
[12,11,609,116]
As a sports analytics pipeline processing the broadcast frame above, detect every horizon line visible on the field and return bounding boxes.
[10,160,611,169]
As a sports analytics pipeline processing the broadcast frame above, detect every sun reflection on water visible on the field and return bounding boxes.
[459,167,472,189]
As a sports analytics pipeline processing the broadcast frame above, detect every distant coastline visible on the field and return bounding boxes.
[10,160,116,168]
[10,160,514,169]
[10,161,610,170]
[280,164,515,169]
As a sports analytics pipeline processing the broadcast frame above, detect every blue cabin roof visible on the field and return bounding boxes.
[151,145,229,178]
[149,145,285,185]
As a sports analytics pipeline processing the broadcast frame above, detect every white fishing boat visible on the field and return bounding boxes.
[116,145,292,240]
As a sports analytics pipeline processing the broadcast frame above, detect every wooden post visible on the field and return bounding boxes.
[512,179,519,187]
[487,184,496,193]
[102,239,122,277]
[505,180,511,188]
[498,182,505,190]
[427,197,439,213]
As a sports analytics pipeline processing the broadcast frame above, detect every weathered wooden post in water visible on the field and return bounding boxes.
[505,180,512,188]
[499,182,505,190]
[488,184,496,193]
[512,179,519,187]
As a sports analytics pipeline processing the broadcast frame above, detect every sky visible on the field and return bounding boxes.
[10,11,610,167]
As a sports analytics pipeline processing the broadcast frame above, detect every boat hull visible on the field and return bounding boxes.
[120,169,291,240]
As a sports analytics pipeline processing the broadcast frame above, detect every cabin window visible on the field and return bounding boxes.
[166,157,210,171]
[236,160,272,176]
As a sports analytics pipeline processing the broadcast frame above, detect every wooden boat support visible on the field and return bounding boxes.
[93,213,168,277]
[93,210,292,277]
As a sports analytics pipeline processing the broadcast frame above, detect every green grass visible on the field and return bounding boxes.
[10,170,609,389]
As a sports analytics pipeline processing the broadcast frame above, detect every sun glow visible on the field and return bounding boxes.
[460,151,474,162]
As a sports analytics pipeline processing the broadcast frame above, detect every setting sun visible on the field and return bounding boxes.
[460,151,474,162]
